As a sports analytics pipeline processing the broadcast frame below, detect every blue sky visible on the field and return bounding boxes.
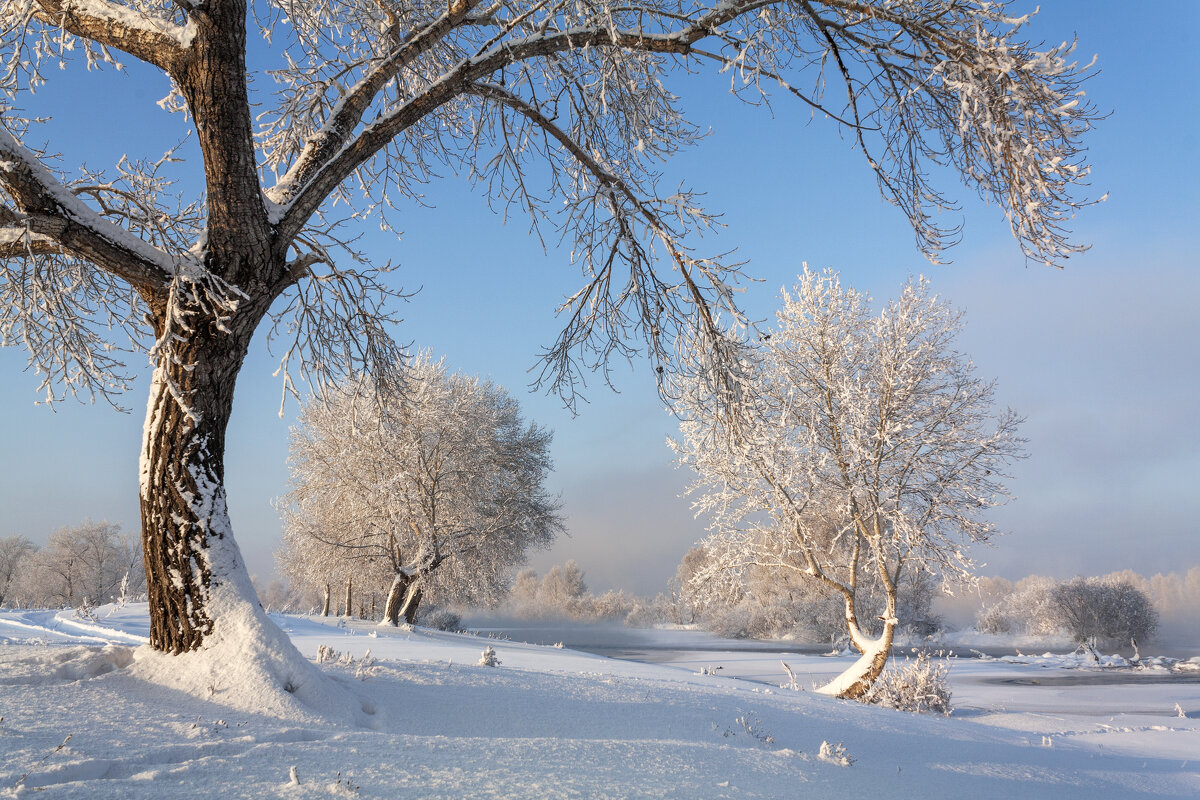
[2,2,1197,595]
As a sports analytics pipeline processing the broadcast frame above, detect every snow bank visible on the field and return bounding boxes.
[128,600,377,727]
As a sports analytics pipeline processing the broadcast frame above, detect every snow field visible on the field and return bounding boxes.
[1,604,1198,798]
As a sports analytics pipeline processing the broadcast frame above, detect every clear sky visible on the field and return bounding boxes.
[2,2,1197,596]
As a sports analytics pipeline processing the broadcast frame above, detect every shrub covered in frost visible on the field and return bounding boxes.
[863,650,952,715]
[421,608,462,632]
[817,741,854,766]
[478,646,500,667]
[1049,577,1158,647]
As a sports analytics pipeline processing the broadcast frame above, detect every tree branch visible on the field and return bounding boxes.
[269,0,487,207]
[274,4,771,242]
[0,127,173,293]
[32,0,192,73]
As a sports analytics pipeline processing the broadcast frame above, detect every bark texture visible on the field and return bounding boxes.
[139,322,256,652]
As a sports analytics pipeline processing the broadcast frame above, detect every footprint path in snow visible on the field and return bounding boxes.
[11,727,332,791]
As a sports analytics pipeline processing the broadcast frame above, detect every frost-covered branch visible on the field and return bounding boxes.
[0,126,175,291]
[0,241,146,404]
[264,250,408,417]
[26,0,192,72]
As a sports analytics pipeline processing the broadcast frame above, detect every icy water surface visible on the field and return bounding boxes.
[459,616,1200,690]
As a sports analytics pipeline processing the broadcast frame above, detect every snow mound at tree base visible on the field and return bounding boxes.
[128,600,378,728]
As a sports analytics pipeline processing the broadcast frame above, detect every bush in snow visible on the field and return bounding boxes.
[1049,577,1158,648]
[863,650,952,715]
[817,741,854,766]
[420,608,462,632]
[478,646,500,667]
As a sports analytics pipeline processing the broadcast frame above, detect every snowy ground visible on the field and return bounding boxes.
[1,605,1197,798]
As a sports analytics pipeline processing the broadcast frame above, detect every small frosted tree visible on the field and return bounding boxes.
[279,353,563,625]
[0,535,36,606]
[673,268,1025,698]
[0,0,1097,660]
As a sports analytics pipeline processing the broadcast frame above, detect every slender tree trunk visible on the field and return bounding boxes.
[400,585,422,625]
[815,593,898,699]
[344,578,352,618]
[321,582,331,616]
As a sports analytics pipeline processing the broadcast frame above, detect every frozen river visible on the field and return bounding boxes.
[459,616,1200,693]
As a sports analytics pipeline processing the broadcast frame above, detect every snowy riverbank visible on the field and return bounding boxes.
[1,604,1197,798]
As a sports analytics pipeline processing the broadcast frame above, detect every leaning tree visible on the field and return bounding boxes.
[673,268,1026,698]
[0,0,1097,656]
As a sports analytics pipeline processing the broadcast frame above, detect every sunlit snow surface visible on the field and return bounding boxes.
[1,604,1197,798]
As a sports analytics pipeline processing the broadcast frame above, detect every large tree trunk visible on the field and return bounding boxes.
[134,301,379,725]
[400,585,422,625]
[381,572,426,626]
[343,578,353,618]
[138,299,268,653]
[141,349,241,650]
[136,0,288,653]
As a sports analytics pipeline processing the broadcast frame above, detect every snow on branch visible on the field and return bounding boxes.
[0,125,175,290]
[1,0,1099,416]
[0,231,146,405]
[0,135,203,405]
[251,0,1096,412]
[1,0,191,82]
[465,80,747,410]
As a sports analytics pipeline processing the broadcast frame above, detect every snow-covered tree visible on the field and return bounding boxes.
[0,534,35,606]
[279,353,563,625]
[673,268,1025,698]
[0,0,1098,656]
[974,574,1060,636]
[9,521,143,608]
[1049,577,1158,647]
[536,560,589,612]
